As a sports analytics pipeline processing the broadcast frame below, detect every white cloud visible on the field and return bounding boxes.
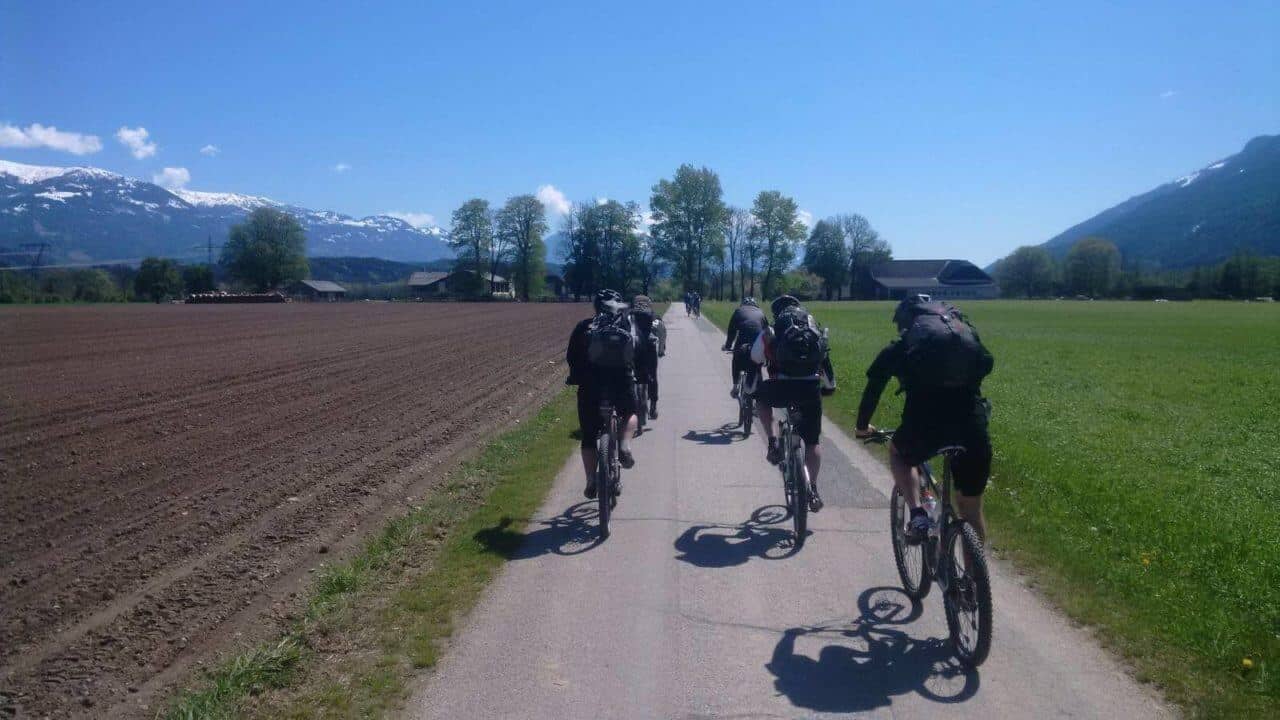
[116,126,158,159]
[1160,90,1178,99]
[797,209,814,228]
[0,123,102,155]
[200,144,220,156]
[333,162,351,173]
[536,184,571,215]
[595,196,609,206]
[637,210,656,229]
[385,211,437,228]
[153,167,190,189]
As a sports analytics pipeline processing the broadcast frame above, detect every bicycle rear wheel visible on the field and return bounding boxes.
[942,520,992,666]
[635,384,647,431]
[596,423,613,539]
[741,397,753,438]
[790,450,808,548]
[890,486,931,599]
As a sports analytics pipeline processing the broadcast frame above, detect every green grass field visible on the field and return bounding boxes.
[703,300,1279,718]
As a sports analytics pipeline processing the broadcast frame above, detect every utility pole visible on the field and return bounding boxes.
[19,242,49,275]
[192,235,224,266]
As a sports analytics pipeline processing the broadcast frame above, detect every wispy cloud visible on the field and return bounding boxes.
[797,209,814,228]
[200,144,220,157]
[116,126,157,159]
[333,162,352,173]
[0,123,102,155]
[1160,90,1178,99]
[153,166,190,189]
[385,211,437,228]
[536,184,571,215]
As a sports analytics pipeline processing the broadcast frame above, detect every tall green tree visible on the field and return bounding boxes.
[448,198,493,296]
[995,245,1056,297]
[222,208,309,291]
[182,264,216,294]
[1065,237,1121,297]
[838,213,892,299]
[724,207,752,300]
[750,191,806,299]
[649,165,728,293]
[495,194,548,300]
[135,257,182,302]
[802,219,850,299]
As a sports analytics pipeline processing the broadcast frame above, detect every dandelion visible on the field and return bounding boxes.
[1242,657,1254,670]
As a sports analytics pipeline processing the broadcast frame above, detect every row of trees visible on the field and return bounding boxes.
[0,261,217,304]
[995,238,1280,299]
[447,195,549,300]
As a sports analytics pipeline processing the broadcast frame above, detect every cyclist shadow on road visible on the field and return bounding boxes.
[473,502,605,559]
[681,423,741,445]
[673,505,799,567]
[767,586,980,714]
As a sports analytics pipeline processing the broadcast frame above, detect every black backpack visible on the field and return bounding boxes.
[773,307,826,377]
[587,309,636,369]
[900,301,989,389]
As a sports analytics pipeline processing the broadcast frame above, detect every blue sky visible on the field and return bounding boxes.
[3,1,1277,265]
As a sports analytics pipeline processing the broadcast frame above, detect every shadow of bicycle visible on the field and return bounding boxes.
[473,501,604,559]
[767,586,980,713]
[673,505,799,567]
[681,423,740,445]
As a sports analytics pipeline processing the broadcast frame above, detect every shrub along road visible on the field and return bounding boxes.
[407,309,1170,719]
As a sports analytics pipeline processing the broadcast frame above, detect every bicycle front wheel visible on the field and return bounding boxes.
[942,521,993,666]
[890,486,931,599]
[741,397,753,437]
[790,453,808,548]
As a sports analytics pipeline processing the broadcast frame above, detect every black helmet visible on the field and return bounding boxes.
[770,294,800,318]
[740,296,757,307]
[893,293,931,330]
[594,288,625,314]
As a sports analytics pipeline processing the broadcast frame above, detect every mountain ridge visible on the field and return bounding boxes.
[0,160,452,264]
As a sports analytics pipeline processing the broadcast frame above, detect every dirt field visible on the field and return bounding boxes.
[0,302,585,718]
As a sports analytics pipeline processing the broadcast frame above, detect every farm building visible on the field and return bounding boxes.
[408,270,514,298]
[288,280,347,301]
[865,259,999,300]
[544,273,567,298]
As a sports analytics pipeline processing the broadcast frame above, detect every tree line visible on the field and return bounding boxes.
[995,238,1280,300]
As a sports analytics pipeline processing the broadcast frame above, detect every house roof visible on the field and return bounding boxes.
[408,271,449,287]
[870,259,994,287]
[297,279,346,293]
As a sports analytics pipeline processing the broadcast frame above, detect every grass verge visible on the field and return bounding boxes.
[164,389,579,719]
[703,300,1278,719]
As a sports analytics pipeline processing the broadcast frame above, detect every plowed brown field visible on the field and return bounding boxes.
[0,302,585,718]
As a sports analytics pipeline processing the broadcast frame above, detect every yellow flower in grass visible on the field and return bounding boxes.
[1241,657,1254,671]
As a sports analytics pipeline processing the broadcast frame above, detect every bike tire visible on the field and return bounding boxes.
[635,384,647,431]
[741,398,753,438]
[942,521,993,666]
[790,452,808,548]
[596,424,612,539]
[890,486,931,600]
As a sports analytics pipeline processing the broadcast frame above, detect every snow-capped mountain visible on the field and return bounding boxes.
[0,160,451,264]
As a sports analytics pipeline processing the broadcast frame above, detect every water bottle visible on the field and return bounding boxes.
[922,491,941,539]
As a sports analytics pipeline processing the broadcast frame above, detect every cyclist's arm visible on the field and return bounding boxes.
[723,309,740,349]
[856,341,902,429]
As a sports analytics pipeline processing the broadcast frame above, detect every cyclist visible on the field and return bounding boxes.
[691,291,702,317]
[853,294,994,542]
[721,296,766,399]
[632,294,663,419]
[749,295,836,513]
[684,290,694,316]
[566,289,640,499]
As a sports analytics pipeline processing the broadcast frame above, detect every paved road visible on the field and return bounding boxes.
[408,309,1171,719]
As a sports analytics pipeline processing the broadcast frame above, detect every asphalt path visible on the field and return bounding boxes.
[408,308,1171,719]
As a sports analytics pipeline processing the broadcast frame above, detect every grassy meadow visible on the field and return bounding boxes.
[703,299,1279,718]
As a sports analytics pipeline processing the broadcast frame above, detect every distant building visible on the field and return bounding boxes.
[866,260,999,300]
[407,270,514,299]
[288,279,347,301]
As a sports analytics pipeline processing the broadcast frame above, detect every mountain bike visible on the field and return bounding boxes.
[723,349,755,437]
[634,379,649,434]
[594,400,622,539]
[778,402,809,548]
[863,430,992,666]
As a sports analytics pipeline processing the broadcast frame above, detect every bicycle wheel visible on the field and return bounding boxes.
[596,423,613,538]
[942,521,993,666]
[790,449,808,548]
[890,486,931,599]
[741,396,753,437]
[635,384,647,431]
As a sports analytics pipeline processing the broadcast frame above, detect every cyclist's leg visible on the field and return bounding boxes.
[612,375,640,459]
[577,387,602,495]
[754,380,782,462]
[799,396,822,487]
[952,412,993,543]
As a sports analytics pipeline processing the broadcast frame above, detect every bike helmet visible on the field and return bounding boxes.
[740,296,757,307]
[594,288,625,313]
[770,294,800,318]
[892,293,931,330]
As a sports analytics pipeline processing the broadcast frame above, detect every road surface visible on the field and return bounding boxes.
[408,308,1171,719]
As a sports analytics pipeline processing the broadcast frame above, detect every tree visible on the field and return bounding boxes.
[649,165,728,293]
[495,194,548,300]
[802,219,849,299]
[1065,237,1121,297]
[750,191,806,299]
[448,199,493,296]
[724,207,752,300]
[222,208,309,291]
[995,245,1055,297]
[838,214,892,299]
[135,257,182,302]
[182,264,216,294]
